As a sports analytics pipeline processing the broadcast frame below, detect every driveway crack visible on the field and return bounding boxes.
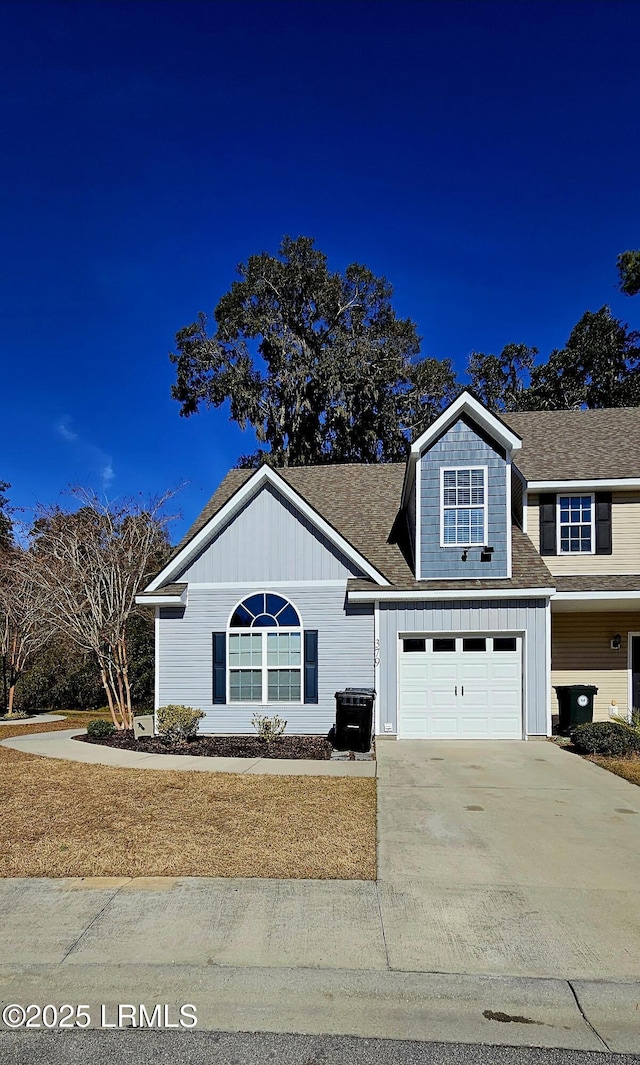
[567,980,611,1051]
[59,878,133,964]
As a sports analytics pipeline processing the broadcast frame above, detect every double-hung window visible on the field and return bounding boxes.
[441,467,487,546]
[227,593,303,703]
[557,495,594,553]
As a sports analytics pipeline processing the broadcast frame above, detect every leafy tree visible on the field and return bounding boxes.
[617,250,640,297]
[16,637,107,713]
[170,235,456,465]
[467,344,537,412]
[524,307,640,410]
[16,614,156,713]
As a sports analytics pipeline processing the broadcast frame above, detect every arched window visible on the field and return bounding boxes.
[227,593,303,703]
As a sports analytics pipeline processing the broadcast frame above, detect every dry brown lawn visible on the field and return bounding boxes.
[589,754,640,787]
[0,718,376,880]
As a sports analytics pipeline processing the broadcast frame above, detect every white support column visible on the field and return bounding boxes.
[154,607,160,729]
[374,600,381,734]
[545,598,552,736]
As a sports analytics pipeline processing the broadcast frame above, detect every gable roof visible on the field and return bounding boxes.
[401,390,523,511]
[504,407,640,482]
[144,464,393,591]
[144,461,553,594]
[409,391,522,458]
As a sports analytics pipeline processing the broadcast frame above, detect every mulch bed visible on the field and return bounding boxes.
[76,731,333,760]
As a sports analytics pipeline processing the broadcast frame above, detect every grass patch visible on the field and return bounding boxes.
[0,720,376,880]
[588,754,640,788]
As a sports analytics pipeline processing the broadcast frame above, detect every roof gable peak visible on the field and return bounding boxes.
[411,390,522,457]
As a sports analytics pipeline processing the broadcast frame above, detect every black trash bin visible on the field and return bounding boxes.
[332,688,376,753]
[553,684,598,734]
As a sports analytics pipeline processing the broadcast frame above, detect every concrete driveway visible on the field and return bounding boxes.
[376,739,640,980]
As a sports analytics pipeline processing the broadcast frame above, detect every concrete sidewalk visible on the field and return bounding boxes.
[0,877,638,1051]
[0,728,376,777]
[0,714,65,726]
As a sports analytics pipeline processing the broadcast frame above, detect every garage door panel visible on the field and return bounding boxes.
[398,635,522,740]
[488,691,521,710]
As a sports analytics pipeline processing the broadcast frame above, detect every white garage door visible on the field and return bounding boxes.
[398,635,522,739]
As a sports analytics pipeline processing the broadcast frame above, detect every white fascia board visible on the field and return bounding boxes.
[506,455,513,579]
[135,592,187,606]
[409,391,522,457]
[527,478,640,491]
[146,465,390,591]
[348,586,556,602]
[552,590,640,601]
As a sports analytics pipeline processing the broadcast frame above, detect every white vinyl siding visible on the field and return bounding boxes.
[158,585,374,735]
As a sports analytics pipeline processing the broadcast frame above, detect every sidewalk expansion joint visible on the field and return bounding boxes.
[373,880,391,971]
[58,879,133,964]
[567,979,611,1052]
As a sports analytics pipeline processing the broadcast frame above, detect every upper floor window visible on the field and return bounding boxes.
[227,593,302,703]
[440,467,487,546]
[557,495,594,553]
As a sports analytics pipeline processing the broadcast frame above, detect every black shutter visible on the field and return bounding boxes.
[595,492,612,554]
[539,493,557,555]
[304,630,318,704]
[212,632,226,704]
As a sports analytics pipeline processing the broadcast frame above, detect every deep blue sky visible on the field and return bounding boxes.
[2,0,639,541]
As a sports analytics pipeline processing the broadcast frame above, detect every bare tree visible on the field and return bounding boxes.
[0,552,55,714]
[18,489,175,730]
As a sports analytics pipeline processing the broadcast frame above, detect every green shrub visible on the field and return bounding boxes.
[1,709,29,720]
[251,713,287,742]
[570,720,640,757]
[156,704,204,743]
[87,719,116,740]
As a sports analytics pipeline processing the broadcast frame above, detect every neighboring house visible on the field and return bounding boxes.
[137,391,640,740]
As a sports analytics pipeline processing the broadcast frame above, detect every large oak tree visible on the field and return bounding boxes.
[171,236,457,465]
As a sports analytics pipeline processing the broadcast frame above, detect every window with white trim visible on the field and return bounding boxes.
[441,467,487,546]
[227,593,302,703]
[557,495,594,553]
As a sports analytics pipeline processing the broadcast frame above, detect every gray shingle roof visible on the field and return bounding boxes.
[166,464,554,592]
[504,407,640,481]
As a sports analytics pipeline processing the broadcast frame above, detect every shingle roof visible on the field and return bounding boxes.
[346,528,554,593]
[553,574,640,593]
[504,407,640,481]
[166,464,554,592]
[137,582,187,600]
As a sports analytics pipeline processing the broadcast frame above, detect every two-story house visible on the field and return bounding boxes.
[137,391,640,740]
